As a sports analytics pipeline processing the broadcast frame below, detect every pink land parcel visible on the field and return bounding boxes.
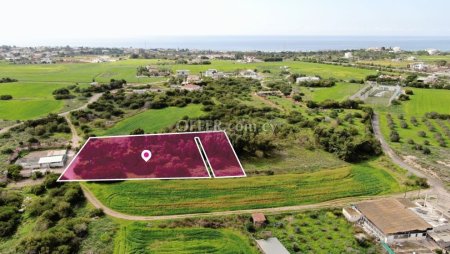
[58,131,246,181]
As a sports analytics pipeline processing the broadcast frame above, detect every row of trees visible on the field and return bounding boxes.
[0,77,17,83]
[13,114,71,137]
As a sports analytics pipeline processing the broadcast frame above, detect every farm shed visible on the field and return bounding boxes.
[355,198,433,243]
[252,213,267,227]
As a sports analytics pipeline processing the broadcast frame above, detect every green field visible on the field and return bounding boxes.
[114,223,256,254]
[377,88,450,183]
[0,59,378,120]
[400,88,450,116]
[0,82,67,120]
[300,82,364,102]
[378,88,450,144]
[86,160,402,216]
[243,145,348,174]
[98,104,205,135]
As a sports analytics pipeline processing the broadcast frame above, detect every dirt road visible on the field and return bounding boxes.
[372,113,450,211]
[80,184,427,221]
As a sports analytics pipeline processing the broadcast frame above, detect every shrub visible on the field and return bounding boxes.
[6,165,22,181]
[390,131,400,142]
[30,184,46,195]
[130,128,145,135]
[88,208,105,218]
[245,222,255,232]
[0,95,13,100]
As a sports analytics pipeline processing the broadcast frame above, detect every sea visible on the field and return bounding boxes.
[27,36,450,52]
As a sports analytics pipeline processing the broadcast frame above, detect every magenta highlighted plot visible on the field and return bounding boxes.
[58,131,245,181]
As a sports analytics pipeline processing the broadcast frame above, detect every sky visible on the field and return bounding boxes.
[1,0,450,45]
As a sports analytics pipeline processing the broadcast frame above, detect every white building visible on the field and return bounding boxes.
[343,207,362,222]
[410,62,428,71]
[38,155,66,168]
[255,237,290,254]
[38,150,68,168]
[240,69,259,79]
[427,48,439,55]
[296,76,320,83]
[417,75,438,84]
[392,47,402,53]
[176,70,190,78]
[205,69,218,77]
[204,69,225,79]
[344,52,353,59]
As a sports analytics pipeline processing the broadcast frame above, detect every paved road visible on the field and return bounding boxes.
[372,113,450,212]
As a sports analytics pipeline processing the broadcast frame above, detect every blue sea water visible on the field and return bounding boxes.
[130,36,450,52]
[39,36,450,52]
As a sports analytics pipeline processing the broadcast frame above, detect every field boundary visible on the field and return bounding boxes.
[80,184,426,221]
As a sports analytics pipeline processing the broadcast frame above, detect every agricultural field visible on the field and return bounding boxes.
[97,104,205,135]
[377,88,450,182]
[357,59,412,68]
[254,210,379,253]
[299,82,364,102]
[0,82,66,120]
[0,59,377,120]
[243,145,348,174]
[85,159,405,216]
[114,222,257,254]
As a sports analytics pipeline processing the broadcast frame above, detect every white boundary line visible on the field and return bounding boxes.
[219,131,247,178]
[195,132,247,178]
[195,136,216,178]
[194,136,212,178]
[57,130,246,182]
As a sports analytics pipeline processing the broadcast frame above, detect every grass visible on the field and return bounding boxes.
[255,210,379,253]
[79,216,118,254]
[114,222,257,254]
[300,82,364,102]
[377,88,450,145]
[243,145,348,174]
[85,159,402,216]
[401,88,450,117]
[0,82,68,120]
[98,104,205,135]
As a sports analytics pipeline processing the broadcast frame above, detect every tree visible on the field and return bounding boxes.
[6,165,22,181]
[130,128,145,135]
[0,95,13,100]
[390,131,400,142]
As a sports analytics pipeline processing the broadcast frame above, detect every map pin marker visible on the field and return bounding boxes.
[141,150,152,162]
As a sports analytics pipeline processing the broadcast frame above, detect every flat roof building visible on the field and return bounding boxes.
[255,237,289,254]
[39,155,66,168]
